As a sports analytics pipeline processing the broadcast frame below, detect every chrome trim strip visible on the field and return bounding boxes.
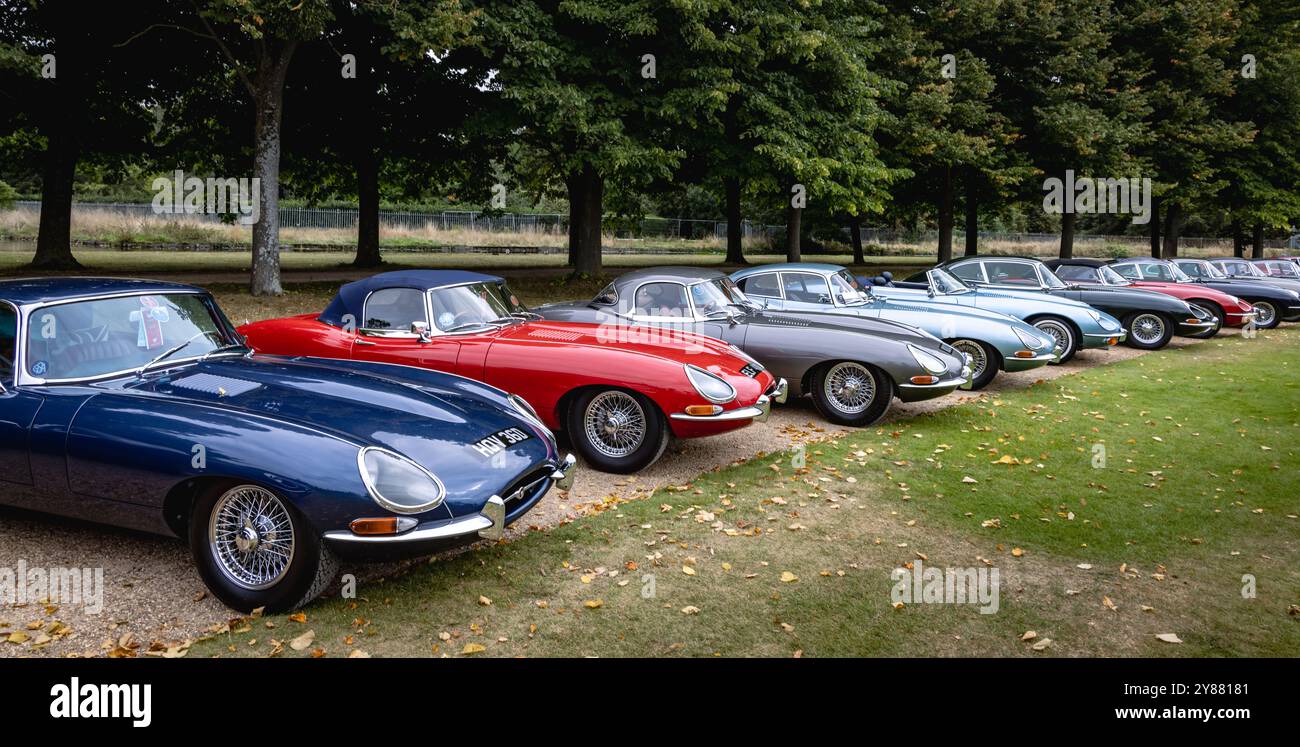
[324,512,495,545]
[897,374,969,391]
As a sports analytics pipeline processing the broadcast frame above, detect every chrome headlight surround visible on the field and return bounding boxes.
[907,344,949,374]
[357,447,446,515]
[684,364,737,404]
[508,393,554,439]
[1014,326,1047,350]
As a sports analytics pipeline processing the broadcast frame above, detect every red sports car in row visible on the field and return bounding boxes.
[238,271,785,473]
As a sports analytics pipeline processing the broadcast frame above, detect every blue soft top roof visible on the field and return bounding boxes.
[319,270,503,327]
[0,277,203,306]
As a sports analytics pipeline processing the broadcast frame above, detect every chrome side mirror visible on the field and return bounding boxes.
[410,321,433,342]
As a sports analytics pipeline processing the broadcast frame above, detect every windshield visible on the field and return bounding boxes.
[1098,266,1131,285]
[428,281,528,331]
[1038,265,1068,288]
[1167,263,1195,282]
[689,277,749,316]
[833,270,870,304]
[1185,258,1222,279]
[26,293,231,381]
[929,268,971,295]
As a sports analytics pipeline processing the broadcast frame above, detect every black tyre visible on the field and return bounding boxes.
[1122,311,1173,350]
[810,361,893,427]
[567,388,670,473]
[1028,316,1078,364]
[946,338,999,390]
[191,482,338,613]
[1185,301,1223,339]
[1250,300,1281,329]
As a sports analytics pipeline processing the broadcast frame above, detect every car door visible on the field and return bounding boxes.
[0,302,42,487]
[351,287,462,373]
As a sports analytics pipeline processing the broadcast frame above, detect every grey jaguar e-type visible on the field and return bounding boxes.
[535,267,971,427]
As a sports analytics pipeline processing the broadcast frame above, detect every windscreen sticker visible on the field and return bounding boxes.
[129,296,170,349]
[31,360,47,376]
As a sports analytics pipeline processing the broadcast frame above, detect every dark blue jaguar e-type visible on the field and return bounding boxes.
[0,278,574,612]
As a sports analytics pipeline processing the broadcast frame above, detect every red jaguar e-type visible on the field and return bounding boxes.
[238,270,785,473]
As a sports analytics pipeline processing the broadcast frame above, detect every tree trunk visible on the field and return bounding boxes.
[30,17,85,271]
[1149,195,1161,259]
[1251,224,1264,259]
[565,163,603,275]
[724,175,745,264]
[249,47,295,296]
[849,214,864,265]
[1059,211,1076,259]
[1161,203,1182,258]
[936,165,953,263]
[31,128,81,269]
[964,184,978,256]
[351,26,382,269]
[785,200,802,262]
[353,144,382,267]
[1232,220,1245,258]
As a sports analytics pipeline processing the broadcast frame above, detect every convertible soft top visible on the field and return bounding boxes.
[319,269,503,327]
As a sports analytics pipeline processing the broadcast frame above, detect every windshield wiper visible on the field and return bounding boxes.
[201,342,250,360]
[510,311,543,320]
[137,332,210,374]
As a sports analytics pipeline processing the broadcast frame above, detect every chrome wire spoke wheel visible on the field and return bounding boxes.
[583,391,647,459]
[1130,313,1165,346]
[950,340,987,381]
[824,362,876,414]
[1033,320,1071,357]
[1252,301,1276,327]
[209,485,296,591]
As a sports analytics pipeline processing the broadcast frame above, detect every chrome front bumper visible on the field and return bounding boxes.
[324,453,577,546]
[1082,329,1127,345]
[900,363,972,394]
[669,377,788,424]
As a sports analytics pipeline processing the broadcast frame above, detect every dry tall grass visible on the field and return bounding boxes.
[0,206,1258,258]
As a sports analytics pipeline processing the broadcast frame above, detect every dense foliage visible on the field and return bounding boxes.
[2,0,1298,290]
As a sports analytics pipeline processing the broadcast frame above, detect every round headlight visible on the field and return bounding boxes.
[684,364,737,403]
[1014,326,1047,350]
[357,447,445,514]
[908,344,948,374]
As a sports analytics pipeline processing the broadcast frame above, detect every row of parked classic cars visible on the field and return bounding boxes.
[2,254,1296,611]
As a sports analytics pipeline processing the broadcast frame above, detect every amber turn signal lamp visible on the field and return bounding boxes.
[684,404,723,416]
[351,517,406,535]
[909,375,938,385]
[1106,337,1119,345]
[1013,350,1036,358]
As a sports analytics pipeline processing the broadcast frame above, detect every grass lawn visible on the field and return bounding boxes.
[190,325,1300,658]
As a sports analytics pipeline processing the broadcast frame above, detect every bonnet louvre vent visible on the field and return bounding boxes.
[171,373,262,397]
[527,328,584,342]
